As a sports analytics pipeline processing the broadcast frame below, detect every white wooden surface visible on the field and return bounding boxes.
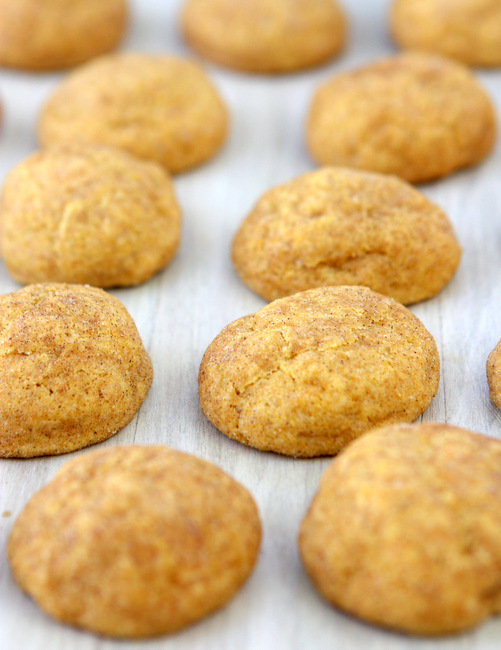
[1,1,501,648]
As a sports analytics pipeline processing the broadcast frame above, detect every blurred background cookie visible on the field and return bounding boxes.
[307,52,497,183]
[0,283,152,457]
[181,0,346,73]
[38,54,228,173]
[199,285,439,457]
[390,0,501,68]
[0,0,128,71]
[0,145,181,287]
[487,338,501,410]
[232,167,461,303]
[8,445,261,638]
[299,423,501,635]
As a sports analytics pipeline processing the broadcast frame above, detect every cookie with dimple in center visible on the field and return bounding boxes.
[181,0,347,73]
[7,445,261,638]
[0,0,128,71]
[38,53,228,173]
[198,285,440,457]
[0,283,152,458]
[232,166,461,304]
[299,423,501,635]
[390,0,501,68]
[306,52,497,183]
[0,144,181,287]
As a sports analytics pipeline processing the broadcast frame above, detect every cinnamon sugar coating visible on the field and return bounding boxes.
[8,445,261,637]
[199,285,439,457]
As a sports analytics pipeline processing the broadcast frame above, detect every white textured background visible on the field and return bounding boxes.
[1,1,501,648]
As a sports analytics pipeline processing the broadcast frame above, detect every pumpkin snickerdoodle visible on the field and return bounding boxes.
[0,145,181,287]
[232,166,461,304]
[38,54,228,173]
[181,0,346,73]
[0,0,128,71]
[486,338,501,410]
[299,423,501,635]
[8,445,261,637]
[390,0,501,68]
[0,283,152,457]
[307,52,497,183]
[199,285,439,457]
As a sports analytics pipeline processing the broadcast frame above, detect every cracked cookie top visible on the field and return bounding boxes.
[0,144,181,287]
[0,283,152,457]
[198,285,439,457]
[232,166,461,304]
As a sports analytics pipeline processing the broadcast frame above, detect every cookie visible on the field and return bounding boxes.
[0,0,128,71]
[38,54,228,173]
[0,145,181,287]
[486,339,501,410]
[390,0,501,68]
[181,0,346,73]
[306,53,497,183]
[0,283,152,458]
[232,167,461,304]
[299,423,501,635]
[7,445,261,638]
[198,285,439,457]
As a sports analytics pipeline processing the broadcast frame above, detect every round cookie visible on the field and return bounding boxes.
[299,423,501,635]
[486,339,501,410]
[7,445,261,638]
[0,0,128,71]
[181,0,346,73]
[0,283,152,458]
[232,167,461,304]
[306,52,497,183]
[390,0,501,68]
[38,54,228,173]
[0,145,181,287]
[198,285,439,457]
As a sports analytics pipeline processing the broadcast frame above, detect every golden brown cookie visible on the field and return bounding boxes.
[390,0,501,68]
[38,54,228,173]
[181,0,346,73]
[8,445,261,638]
[232,167,461,304]
[0,145,181,287]
[198,285,439,457]
[0,283,152,458]
[0,0,128,71]
[307,53,497,183]
[299,423,501,636]
[486,339,501,409]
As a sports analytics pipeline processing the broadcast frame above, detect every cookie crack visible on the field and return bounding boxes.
[232,332,385,429]
[53,202,77,275]
[305,248,389,272]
